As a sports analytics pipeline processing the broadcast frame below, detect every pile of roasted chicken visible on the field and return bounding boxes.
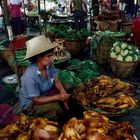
[58,111,136,140]
[73,75,137,114]
[0,115,59,140]
[0,112,136,140]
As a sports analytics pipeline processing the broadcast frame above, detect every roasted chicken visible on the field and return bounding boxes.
[16,133,29,140]
[73,75,137,114]
[0,124,22,138]
[58,111,136,140]
[30,118,59,140]
[58,117,86,140]
[0,116,59,140]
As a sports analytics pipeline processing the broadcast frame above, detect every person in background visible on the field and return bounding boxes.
[20,36,70,121]
[27,0,37,12]
[56,4,64,13]
[70,0,88,30]
[92,0,100,16]
[0,5,3,32]
[111,0,118,10]
[100,0,111,12]
[125,0,135,19]
[57,0,66,12]
[9,0,23,36]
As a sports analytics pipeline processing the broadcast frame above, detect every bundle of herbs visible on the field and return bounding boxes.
[45,24,91,41]
[58,59,99,89]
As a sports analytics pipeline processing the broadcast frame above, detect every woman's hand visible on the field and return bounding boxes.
[60,90,70,110]
[64,102,69,110]
[58,93,70,102]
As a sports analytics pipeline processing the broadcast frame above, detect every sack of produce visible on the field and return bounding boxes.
[110,41,140,78]
[95,12,120,32]
[94,31,126,64]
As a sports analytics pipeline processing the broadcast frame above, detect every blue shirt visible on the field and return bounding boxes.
[19,63,58,110]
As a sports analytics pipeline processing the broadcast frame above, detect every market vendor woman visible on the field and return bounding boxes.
[19,35,70,121]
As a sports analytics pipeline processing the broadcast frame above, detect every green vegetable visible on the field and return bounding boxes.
[45,24,91,41]
[121,43,127,49]
[69,59,99,83]
[125,56,133,62]
[110,52,117,58]
[58,70,82,89]
[9,50,30,66]
[117,55,123,61]
[115,46,121,53]
[113,41,120,47]
[110,41,140,62]
[59,59,99,89]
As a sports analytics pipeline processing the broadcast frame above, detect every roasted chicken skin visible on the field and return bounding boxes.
[58,111,136,140]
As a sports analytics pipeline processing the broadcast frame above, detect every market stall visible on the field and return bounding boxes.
[0,0,140,139]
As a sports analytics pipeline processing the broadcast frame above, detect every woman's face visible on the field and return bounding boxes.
[38,52,53,66]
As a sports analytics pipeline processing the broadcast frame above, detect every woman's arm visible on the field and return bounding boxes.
[32,93,70,105]
[54,77,70,109]
[54,77,67,94]
[32,95,59,105]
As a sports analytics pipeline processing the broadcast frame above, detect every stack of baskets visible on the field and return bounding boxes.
[95,31,126,64]
[96,36,114,64]
[64,39,86,55]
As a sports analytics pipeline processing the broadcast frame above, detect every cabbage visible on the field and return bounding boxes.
[128,50,133,54]
[111,42,140,62]
[123,50,129,56]
[111,52,117,58]
[117,55,123,61]
[111,47,115,52]
[113,42,120,47]
[115,46,121,53]
[120,50,128,56]
[132,55,139,61]
[125,56,133,62]
[128,46,132,50]
[121,43,127,49]
[135,48,140,53]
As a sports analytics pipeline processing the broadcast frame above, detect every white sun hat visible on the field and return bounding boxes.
[24,35,58,60]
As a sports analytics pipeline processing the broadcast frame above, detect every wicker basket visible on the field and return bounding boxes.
[64,39,86,54]
[46,31,56,42]
[122,23,131,33]
[1,48,27,75]
[96,36,114,64]
[110,58,139,78]
[95,20,118,32]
